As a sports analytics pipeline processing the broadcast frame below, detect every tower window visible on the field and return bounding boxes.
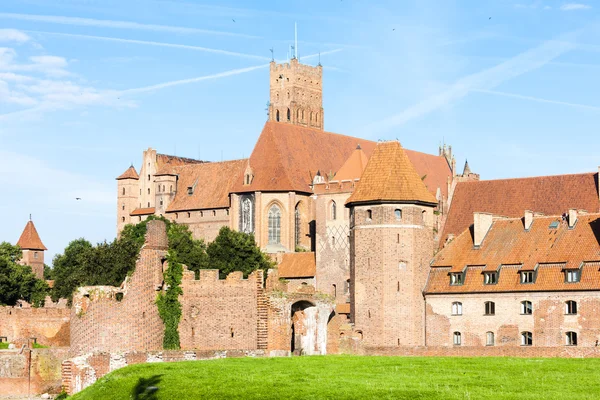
[395,209,402,220]
[122,216,125,222]
[484,301,495,316]
[122,204,125,211]
[521,300,532,315]
[33,252,38,259]
[187,212,191,218]
[148,174,150,181]
[276,110,280,122]
[366,210,372,220]
[122,187,125,195]
[566,331,578,346]
[148,188,150,195]
[287,108,291,121]
[212,210,216,217]
[331,201,337,220]
[147,202,150,207]
[486,332,495,346]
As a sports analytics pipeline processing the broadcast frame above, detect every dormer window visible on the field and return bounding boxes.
[565,269,580,283]
[484,272,498,285]
[450,272,464,286]
[520,271,535,284]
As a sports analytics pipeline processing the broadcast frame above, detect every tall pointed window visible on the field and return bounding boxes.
[276,110,280,122]
[331,201,337,220]
[268,205,281,244]
[287,108,291,121]
[241,197,253,234]
[295,203,301,247]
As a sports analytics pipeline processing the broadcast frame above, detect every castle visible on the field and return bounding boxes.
[3,56,600,396]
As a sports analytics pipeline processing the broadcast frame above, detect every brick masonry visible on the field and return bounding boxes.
[0,307,70,347]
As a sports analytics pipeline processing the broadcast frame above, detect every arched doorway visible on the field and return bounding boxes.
[291,300,316,355]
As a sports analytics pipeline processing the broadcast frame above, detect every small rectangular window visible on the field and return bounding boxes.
[565,270,580,283]
[450,273,463,286]
[486,332,495,346]
[521,301,533,315]
[520,271,534,284]
[453,332,461,345]
[451,302,462,315]
[484,272,497,285]
[485,301,495,316]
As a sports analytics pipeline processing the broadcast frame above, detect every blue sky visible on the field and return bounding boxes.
[1,0,599,263]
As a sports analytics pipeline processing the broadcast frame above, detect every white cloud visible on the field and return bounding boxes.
[560,3,591,10]
[0,12,260,39]
[474,89,600,112]
[0,80,37,105]
[0,29,30,43]
[368,30,580,132]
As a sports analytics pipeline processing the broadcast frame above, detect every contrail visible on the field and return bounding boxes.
[0,12,261,39]
[27,30,270,61]
[474,89,600,112]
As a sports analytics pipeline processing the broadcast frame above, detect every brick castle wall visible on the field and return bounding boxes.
[69,220,167,355]
[179,269,267,350]
[0,307,70,347]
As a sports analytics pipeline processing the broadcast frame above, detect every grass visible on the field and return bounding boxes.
[32,342,48,349]
[71,355,600,399]
[0,343,8,350]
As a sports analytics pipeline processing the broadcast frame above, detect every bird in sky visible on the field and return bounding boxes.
[75,197,82,200]
[232,19,236,23]
[489,17,492,20]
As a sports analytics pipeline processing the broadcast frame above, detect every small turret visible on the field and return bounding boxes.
[116,164,140,235]
[17,219,47,279]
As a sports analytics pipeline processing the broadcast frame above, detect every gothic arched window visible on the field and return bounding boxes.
[276,110,280,122]
[287,108,291,121]
[268,205,281,244]
[331,201,337,220]
[295,203,301,247]
[241,197,253,234]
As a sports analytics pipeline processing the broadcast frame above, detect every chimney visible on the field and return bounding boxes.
[568,209,578,229]
[473,212,493,247]
[524,210,534,231]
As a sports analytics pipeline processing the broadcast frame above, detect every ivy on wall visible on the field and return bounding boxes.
[157,251,183,350]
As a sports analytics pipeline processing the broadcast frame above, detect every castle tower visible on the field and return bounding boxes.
[268,58,324,130]
[116,165,140,234]
[17,219,47,280]
[346,141,438,347]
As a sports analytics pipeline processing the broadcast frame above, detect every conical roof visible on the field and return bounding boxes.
[17,221,47,250]
[346,141,438,206]
[116,165,139,180]
[463,160,471,175]
[334,145,369,181]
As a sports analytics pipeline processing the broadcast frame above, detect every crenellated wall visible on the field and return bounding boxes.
[179,269,268,351]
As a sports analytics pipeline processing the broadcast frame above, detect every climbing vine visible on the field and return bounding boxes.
[157,251,183,350]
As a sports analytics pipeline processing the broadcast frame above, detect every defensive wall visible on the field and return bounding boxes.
[0,348,69,396]
[0,307,70,348]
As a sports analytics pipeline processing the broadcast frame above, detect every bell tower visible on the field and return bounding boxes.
[268,57,324,130]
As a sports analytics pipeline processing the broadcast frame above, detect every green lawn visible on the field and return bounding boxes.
[71,355,600,400]
[0,342,8,350]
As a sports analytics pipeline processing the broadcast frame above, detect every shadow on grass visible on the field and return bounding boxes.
[132,374,163,400]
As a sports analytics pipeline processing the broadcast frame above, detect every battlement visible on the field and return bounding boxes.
[182,268,264,286]
[270,59,322,78]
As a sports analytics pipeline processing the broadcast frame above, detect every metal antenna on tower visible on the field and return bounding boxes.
[269,47,274,61]
[318,52,321,66]
[295,22,298,59]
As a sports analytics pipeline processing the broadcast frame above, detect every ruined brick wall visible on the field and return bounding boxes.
[69,220,167,355]
[315,192,352,304]
[0,307,70,347]
[351,204,435,347]
[425,291,600,347]
[0,348,70,396]
[179,269,267,351]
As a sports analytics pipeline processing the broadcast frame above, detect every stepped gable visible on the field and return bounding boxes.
[17,221,47,250]
[277,252,316,278]
[333,145,369,181]
[230,121,451,197]
[346,141,438,206]
[441,172,600,246]
[116,165,139,180]
[427,213,600,294]
[165,159,248,212]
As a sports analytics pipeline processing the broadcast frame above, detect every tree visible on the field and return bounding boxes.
[51,239,93,302]
[43,264,53,280]
[0,242,48,307]
[207,227,273,278]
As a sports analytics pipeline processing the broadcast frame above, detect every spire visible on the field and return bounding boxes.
[463,159,471,175]
[17,220,47,251]
[116,165,139,180]
[346,141,437,206]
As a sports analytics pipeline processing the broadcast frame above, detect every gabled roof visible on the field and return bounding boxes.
[333,145,369,181]
[130,207,155,216]
[230,121,451,199]
[166,159,247,212]
[17,221,47,250]
[346,141,438,206]
[427,213,600,293]
[441,172,600,246]
[116,165,139,180]
[277,252,316,278]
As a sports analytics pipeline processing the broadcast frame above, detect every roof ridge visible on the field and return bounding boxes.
[459,171,597,185]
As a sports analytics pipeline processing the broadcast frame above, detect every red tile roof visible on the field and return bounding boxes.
[231,122,451,199]
[130,207,155,216]
[17,221,47,250]
[116,165,139,180]
[333,146,369,182]
[346,141,438,206]
[156,154,204,170]
[426,213,600,294]
[165,159,247,212]
[441,173,600,246]
[277,252,316,278]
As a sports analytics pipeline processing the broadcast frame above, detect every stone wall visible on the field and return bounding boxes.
[179,269,268,351]
[0,348,69,396]
[69,220,167,355]
[425,291,600,347]
[62,349,266,395]
[0,307,70,347]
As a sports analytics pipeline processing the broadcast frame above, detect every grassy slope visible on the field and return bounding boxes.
[72,356,600,400]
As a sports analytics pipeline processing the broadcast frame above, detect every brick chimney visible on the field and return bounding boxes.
[473,212,493,247]
[524,210,534,231]
[568,209,578,229]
